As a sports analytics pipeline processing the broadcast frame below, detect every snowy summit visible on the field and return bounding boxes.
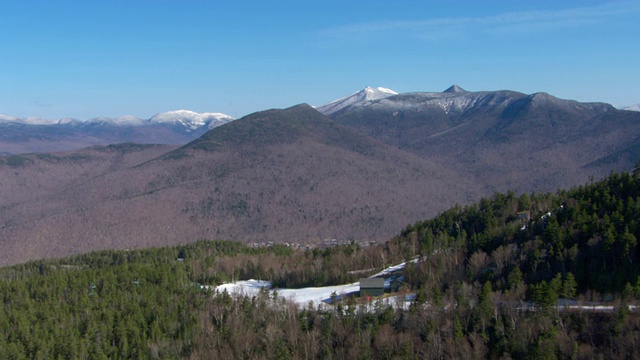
[87,115,145,126]
[623,104,640,112]
[0,110,235,132]
[149,110,235,130]
[0,114,81,125]
[315,86,398,115]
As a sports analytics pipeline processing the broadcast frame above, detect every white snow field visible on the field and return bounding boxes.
[213,259,415,307]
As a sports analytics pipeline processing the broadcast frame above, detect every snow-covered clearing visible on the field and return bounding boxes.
[213,259,415,307]
[211,257,635,314]
[216,280,361,306]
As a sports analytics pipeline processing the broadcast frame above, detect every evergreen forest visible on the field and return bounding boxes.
[4,170,640,358]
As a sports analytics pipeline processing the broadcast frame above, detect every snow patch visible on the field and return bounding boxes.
[436,95,479,115]
[150,110,234,130]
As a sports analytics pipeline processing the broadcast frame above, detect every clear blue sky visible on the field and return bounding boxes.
[1,0,639,120]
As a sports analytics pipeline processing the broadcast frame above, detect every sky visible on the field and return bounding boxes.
[1,0,639,120]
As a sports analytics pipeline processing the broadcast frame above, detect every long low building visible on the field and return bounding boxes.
[360,278,385,297]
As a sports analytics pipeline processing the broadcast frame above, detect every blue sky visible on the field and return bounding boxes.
[1,0,639,119]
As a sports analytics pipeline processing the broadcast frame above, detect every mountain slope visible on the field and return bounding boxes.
[0,104,482,266]
[330,87,639,193]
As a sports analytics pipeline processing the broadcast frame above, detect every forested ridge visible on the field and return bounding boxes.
[397,169,640,299]
[4,170,640,358]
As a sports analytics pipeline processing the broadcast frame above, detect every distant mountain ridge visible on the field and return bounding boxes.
[0,110,234,155]
[0,114,81,125]
[0,109,233,127]
[623,104,640,112]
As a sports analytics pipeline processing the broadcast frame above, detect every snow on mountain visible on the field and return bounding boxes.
[0,114,20,123]
[1,110,234,130]
[149,110,234,130]
[0,114,81,125]
[432,91,483,115]
[334,85,613,118]
[87,115,145,126]
[623,104,640,112]
[57,118,83,125]
[315,86,398,115]
[352,86,487,116]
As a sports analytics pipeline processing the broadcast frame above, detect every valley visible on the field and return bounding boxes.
[2,86,640,266]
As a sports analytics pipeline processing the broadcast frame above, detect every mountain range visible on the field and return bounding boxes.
[0,110,234,155]
[329,85,639,193]
[1,85,640,266]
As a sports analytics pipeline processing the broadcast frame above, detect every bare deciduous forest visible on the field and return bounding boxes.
[2,100,640,267]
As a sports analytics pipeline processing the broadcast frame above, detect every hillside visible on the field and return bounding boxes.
[395,169,640,296]
[0,104,482,266]
[0,144,178,263]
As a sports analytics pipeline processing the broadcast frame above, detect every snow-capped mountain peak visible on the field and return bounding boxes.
[0,114,20,123]
[149,110,235,130]
[364,86,397,96]
[1,110,235,133]
[316,86,398,115]
[0,114,81,125]
[87,115,145,126]
[623,104,640,112]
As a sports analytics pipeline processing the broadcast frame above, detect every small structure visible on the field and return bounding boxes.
[360,278,385,298]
